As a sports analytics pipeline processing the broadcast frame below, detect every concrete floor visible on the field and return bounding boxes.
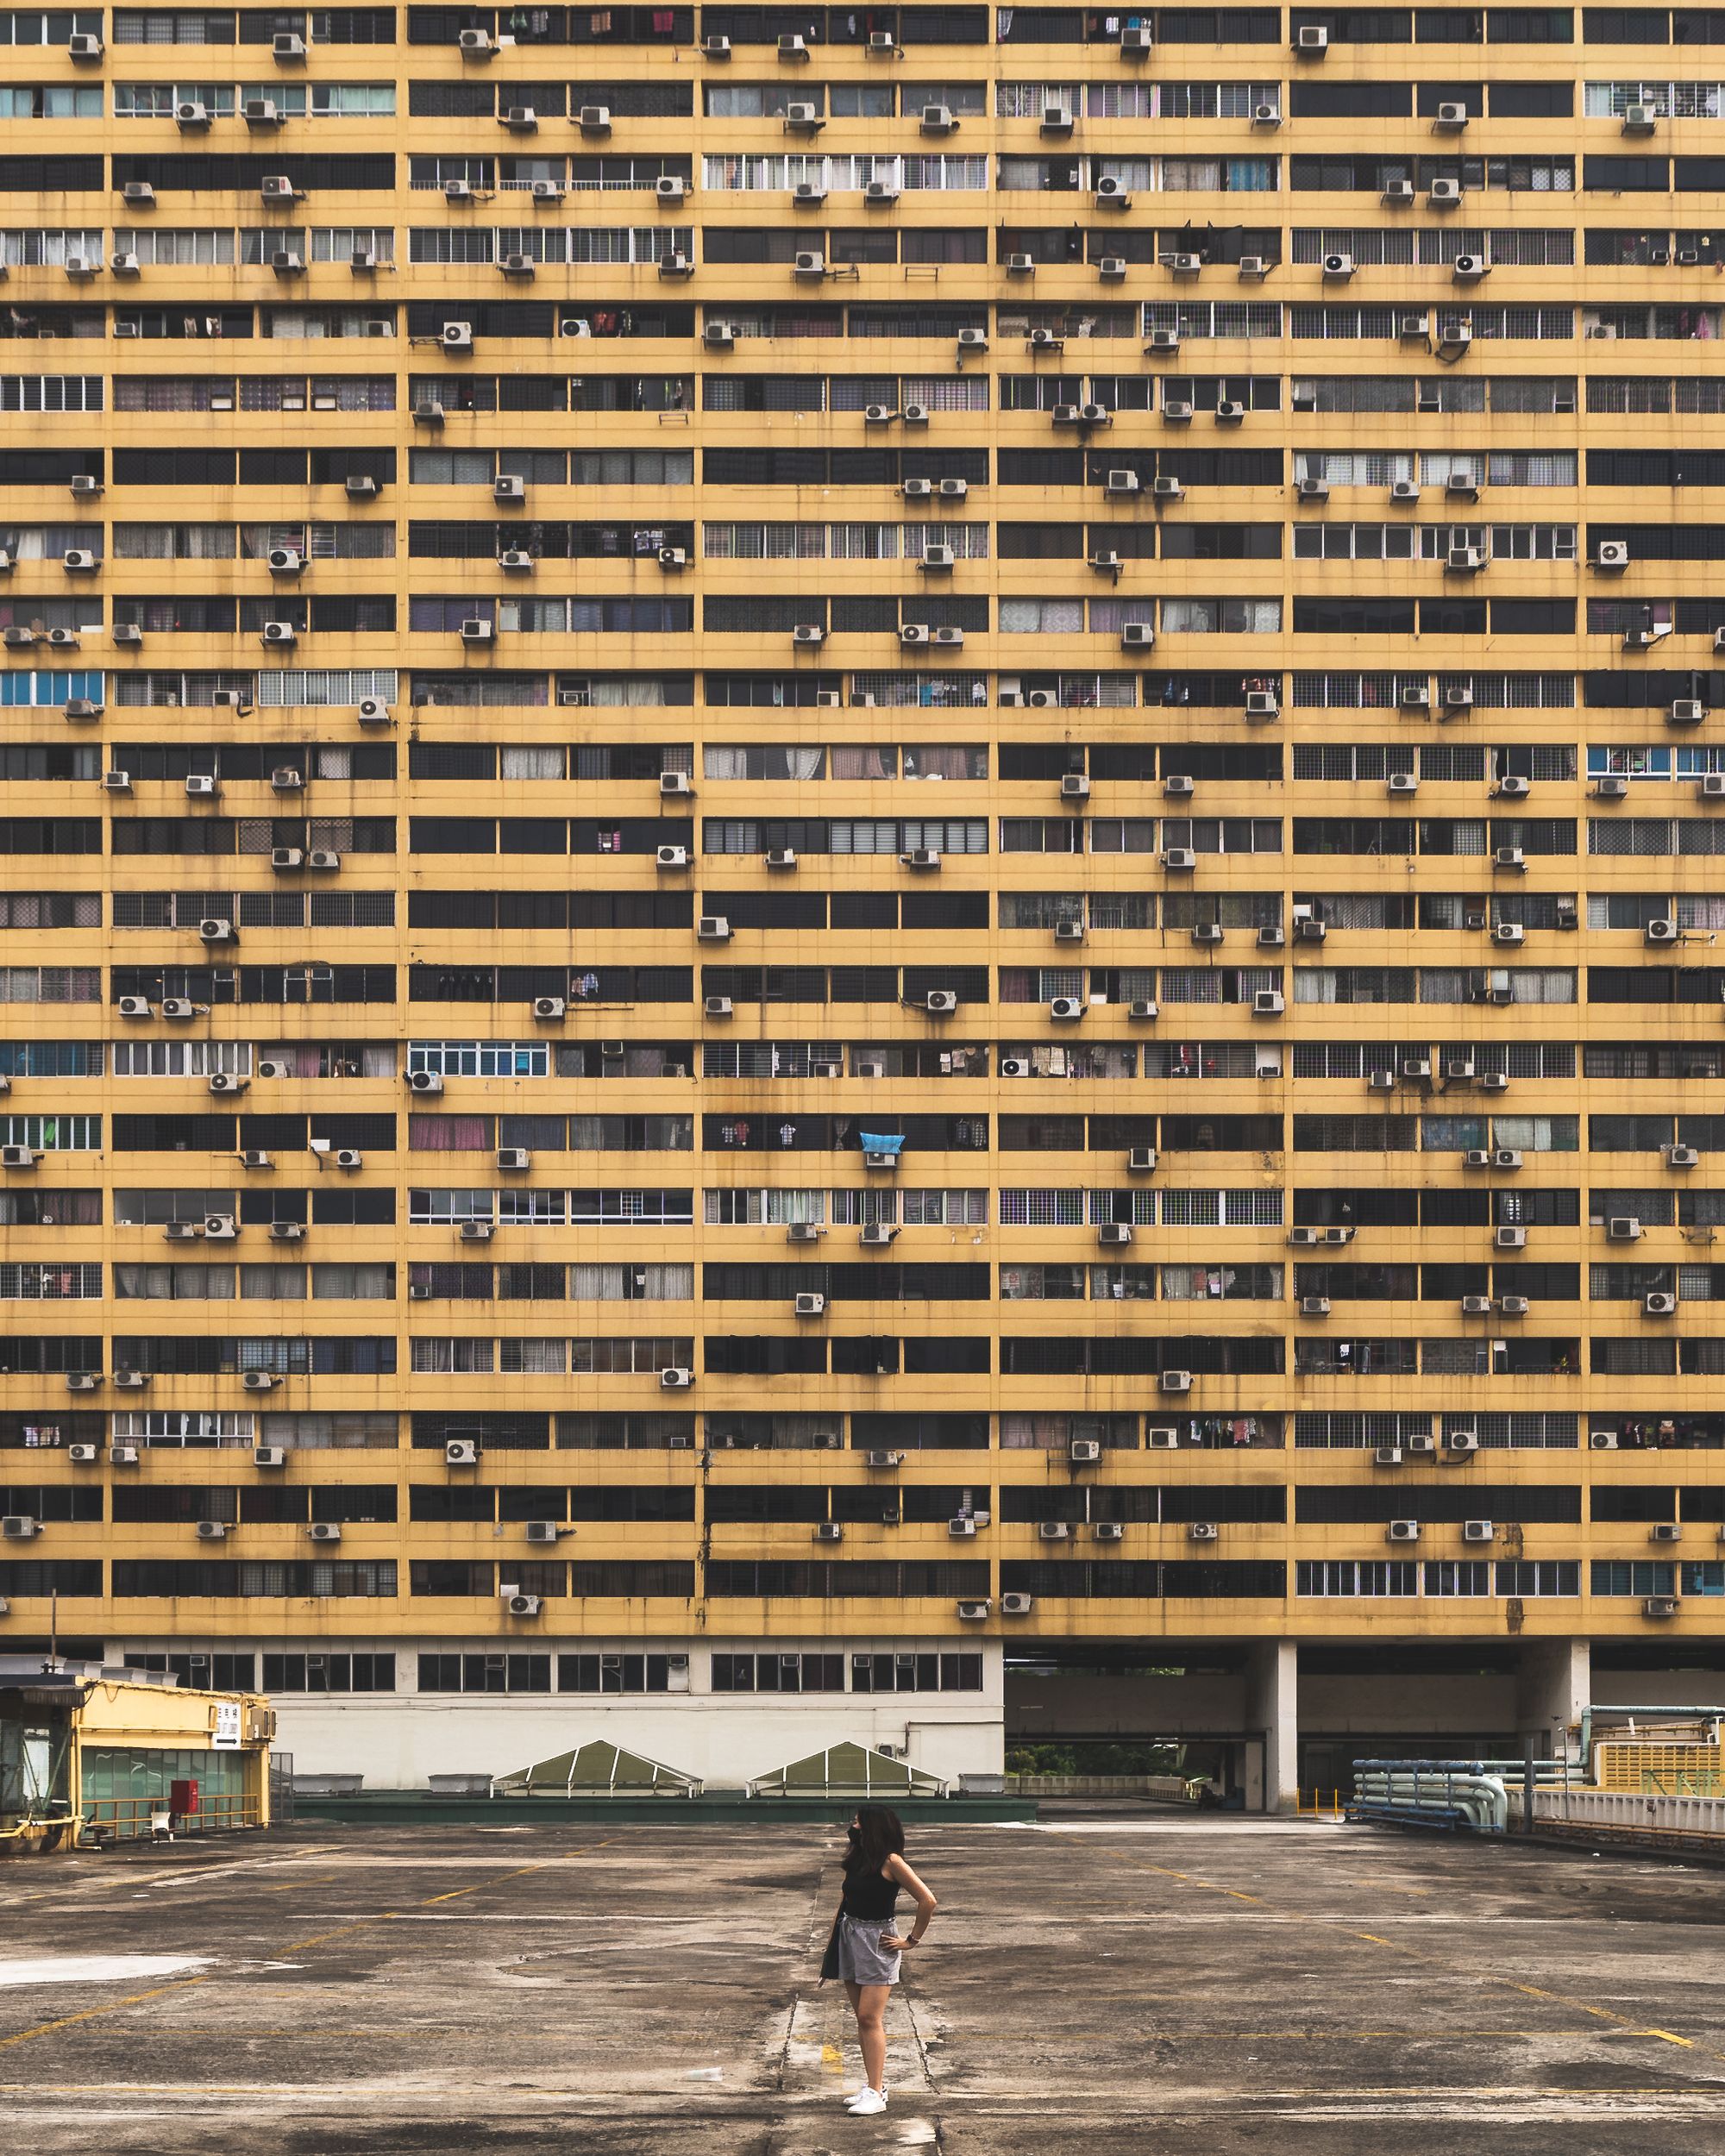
[3,1813,1725,2154]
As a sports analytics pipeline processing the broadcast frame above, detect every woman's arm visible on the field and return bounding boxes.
[885,1854,938,1945]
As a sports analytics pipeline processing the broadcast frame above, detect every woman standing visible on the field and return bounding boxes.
[822,1804,938,2116]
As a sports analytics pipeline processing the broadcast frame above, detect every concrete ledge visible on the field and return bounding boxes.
[293,1793,1038,1826]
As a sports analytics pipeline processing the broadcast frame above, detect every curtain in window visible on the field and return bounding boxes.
[500,1338,567,1372]
[409,1115,490,1150]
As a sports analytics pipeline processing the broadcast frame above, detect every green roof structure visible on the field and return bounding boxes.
[749,1740,946,1799]
[492,1739,701,1798]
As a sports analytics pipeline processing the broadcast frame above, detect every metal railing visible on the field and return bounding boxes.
[81,1791,266,1842]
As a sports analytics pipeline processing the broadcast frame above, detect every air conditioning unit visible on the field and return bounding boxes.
[1593,539,1629,572]
[1494,1226,1527,1250]
[1646,917,1679,945]
[1152,477,1183,500]
[1104,469,1139,496]
[1162,398,1194,423]
[269,1221,304,1244]
[865,180,900,204]
[1095,177,1131,206]
[1160,1369,1192,1395]
[0,1517,37,1541]
[1038,1522,1070,1543]
[441,323,474,353]
[497,1148,531,1171]
[1098,1223,1133,1246]
[957,1598,991,1621]
[1645,1291,1678,1316]
[1429,178,1463,207]
[1253,989,1284,1017]
[660,1366,694,1391]
[1383,179,1415,205]
[1453,254,1489,281]
[242,1371,278,1394]
[1623,102,1656,131]
[1001,1593,1035,1616]
[860,1225,898,1247]
[1296,479,1329,503]
[1322,254,1355,280]
[1644,1595,1680,1618]
[1122,22,1153,47]
[1671,699,1706,725]
[794,249,825,278]
[903,848,941,868]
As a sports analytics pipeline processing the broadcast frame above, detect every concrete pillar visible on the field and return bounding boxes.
[1516,1638,1590,1760]
[1246,1639,1299,1813]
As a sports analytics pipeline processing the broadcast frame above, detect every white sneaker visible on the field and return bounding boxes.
[848,2089,888,2115]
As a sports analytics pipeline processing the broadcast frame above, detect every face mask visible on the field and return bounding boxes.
[847,1826,860,1844]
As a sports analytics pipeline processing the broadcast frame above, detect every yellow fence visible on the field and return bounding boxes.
[81,1792,267,1844]
[1593,1745,1723,1796]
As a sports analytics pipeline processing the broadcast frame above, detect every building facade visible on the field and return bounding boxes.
[0,0,1722,1798]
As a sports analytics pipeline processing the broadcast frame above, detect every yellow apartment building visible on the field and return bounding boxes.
[0,0,1721,1802]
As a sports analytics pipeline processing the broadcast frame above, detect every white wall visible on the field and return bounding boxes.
[115,1633,1005,1791]
[273,1690,1003,1791]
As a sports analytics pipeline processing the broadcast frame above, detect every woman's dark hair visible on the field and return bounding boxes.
[844,1806,906,1877]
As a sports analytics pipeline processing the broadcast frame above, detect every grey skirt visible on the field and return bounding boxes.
[833,1912,904,1986]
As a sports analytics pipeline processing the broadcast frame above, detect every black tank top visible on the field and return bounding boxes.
[841,1865,900,1920]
